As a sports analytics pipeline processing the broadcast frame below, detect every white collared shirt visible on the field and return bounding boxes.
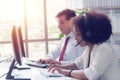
[46,32,85,65]
[75,43,120,80]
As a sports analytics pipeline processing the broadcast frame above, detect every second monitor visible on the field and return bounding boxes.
[17,26,48,68]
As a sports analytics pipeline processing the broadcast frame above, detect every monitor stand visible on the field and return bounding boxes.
[6,59,31,80]
[6,59,16,79]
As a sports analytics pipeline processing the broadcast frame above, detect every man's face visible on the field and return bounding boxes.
[57,15,73,35]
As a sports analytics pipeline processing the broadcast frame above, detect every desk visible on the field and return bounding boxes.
[0,62,10,80]
[31,67,77,80]
[0,62,78,80]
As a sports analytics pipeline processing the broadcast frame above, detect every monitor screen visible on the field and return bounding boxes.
[12,26,22,65]
[18,26,25,57]
[6,26,22,79]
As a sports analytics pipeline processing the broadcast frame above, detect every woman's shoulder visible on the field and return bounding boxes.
[95,42,114,56]
[97,42,113,49]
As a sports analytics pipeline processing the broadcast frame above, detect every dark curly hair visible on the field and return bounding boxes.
[74,11,112,44]
[56,9,76,20]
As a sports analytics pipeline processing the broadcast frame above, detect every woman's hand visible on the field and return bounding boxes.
[48,65,69,76]
[48,64,63,71]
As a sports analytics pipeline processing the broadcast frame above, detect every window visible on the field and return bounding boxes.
[0,0,84,60]
[0,0,68,60]
[0,0,24,60]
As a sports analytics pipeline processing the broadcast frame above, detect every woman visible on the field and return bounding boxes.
[48,10,120,80]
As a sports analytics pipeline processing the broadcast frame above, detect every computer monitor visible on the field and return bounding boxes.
[12,26,22,65]
[6,26,22,79]
[18,26,26,57]
[17,26,48,68]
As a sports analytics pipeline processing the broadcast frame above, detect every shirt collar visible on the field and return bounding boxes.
[65,31,74,38]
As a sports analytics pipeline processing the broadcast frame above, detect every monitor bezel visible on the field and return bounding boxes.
[6,26,22,79]
[11,26,22,65]
[18,26,26,57]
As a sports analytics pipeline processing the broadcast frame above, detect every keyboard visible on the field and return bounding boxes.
[40,69,63,77]
[22,58,48,68]
[25,60,48,68]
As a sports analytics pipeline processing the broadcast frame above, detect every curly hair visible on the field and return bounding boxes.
[74,11,112,44]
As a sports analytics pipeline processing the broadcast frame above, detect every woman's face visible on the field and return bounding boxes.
[73,26,87,47]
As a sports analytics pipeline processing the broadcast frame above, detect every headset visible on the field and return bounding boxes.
[86,30,91,38]
[75,13,92,46]
[75,30,91,46]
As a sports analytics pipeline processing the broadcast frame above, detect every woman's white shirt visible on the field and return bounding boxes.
[74,43,120,80]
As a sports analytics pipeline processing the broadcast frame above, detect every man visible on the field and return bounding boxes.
[37,9,84,65]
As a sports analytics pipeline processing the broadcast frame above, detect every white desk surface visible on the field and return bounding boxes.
[0,62,78,80]
[0,62,10,80]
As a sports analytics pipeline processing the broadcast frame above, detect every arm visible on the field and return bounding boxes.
[50,67,88,80]
[63,63,79,70]
[37,41,62,64]
[48,63,79,72]
[68,70,88,80]
[48,54,87,79]
[46,43,61,59]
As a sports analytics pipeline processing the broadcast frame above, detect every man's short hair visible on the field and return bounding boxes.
[56,9,76,20]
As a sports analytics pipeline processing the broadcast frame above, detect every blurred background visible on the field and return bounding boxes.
[0,0,120,61]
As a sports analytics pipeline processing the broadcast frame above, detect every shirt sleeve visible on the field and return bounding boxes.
[84,43,114,80]
[60,60,74,65]
[74,53,84,69]
[46,40,62,59]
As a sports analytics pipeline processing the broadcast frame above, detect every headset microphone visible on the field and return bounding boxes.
[75,39,84,47]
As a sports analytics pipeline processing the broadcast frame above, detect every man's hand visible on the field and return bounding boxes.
[37,58,61,64]
[37,58,46,64]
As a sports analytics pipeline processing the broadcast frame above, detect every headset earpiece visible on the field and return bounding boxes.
[86,30,91,37]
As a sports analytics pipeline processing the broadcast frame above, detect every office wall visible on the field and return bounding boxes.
[83,0,120,8]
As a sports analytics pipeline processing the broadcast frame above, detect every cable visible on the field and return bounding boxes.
[0,56,13,63]
[0,72,8,79]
